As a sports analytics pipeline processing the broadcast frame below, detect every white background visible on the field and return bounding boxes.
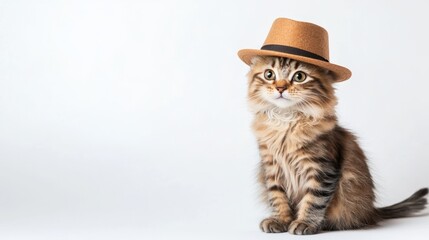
[0,0,428,239]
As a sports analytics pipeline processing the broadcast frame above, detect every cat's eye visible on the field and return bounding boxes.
[264,69,276,80]
[292,71,307,83]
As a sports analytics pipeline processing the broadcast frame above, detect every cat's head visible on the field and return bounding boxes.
[247,56,337,118]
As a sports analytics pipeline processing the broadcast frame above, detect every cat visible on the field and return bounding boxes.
[246,56,428,235]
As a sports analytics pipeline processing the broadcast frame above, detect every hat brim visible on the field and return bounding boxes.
[238,49,352,82]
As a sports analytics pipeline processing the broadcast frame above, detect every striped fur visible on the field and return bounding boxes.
[248,56,428,235]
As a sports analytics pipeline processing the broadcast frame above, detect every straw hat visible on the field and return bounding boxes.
[238,18,352,82]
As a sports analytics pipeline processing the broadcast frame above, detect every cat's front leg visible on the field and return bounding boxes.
[258,146,293,233]
[259,183,293,233]
[288,161,339,235]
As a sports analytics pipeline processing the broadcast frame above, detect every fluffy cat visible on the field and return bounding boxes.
[247,56,428,235]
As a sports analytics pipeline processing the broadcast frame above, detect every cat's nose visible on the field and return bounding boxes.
[276,86,286,93]
[275,80,288,93]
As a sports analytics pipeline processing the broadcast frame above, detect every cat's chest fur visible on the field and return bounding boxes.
[253,112,316,158]
[253,112,333,200]
[254,116,302,156]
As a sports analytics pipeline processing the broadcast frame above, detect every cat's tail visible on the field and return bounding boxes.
[377,188,428,219]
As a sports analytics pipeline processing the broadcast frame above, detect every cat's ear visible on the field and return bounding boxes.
[250,56,265,66]
[327,70,338,82]
[318,68,336,82]
[322,68,330,75]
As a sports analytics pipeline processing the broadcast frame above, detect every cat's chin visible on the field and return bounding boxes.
[266,99,328,119]
[269,98,296,109]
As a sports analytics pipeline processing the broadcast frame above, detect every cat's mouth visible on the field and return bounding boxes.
[276,96,289,100]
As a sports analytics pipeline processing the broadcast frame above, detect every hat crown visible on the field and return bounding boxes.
[263,18,330,61]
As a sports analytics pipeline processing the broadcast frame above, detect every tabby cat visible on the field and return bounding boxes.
[247,56,428,235]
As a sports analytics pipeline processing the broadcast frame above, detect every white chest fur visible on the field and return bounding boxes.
[253,111,334,201]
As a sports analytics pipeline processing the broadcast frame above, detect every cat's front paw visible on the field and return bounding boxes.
[259,217,289,233]
[288,220,319,235]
